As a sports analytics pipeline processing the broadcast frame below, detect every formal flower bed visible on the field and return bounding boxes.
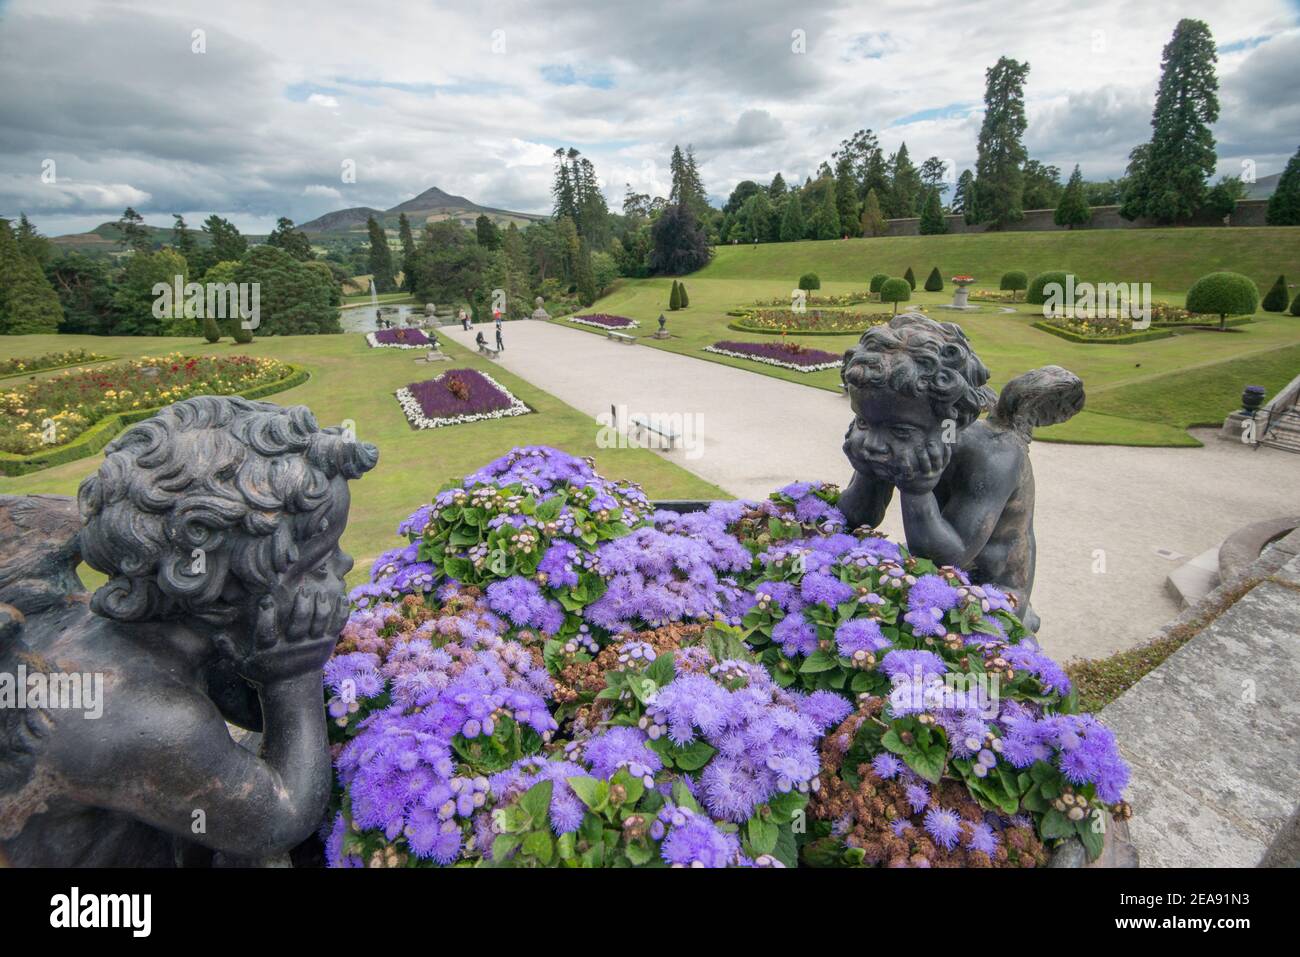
[0,348,108,378]
[730,309,893,335]
[568,314,638,330]
[753,292,873,307]
[970,290,1020,303]
[323,449,1131,868]
[367,328,433,349]
[705,340,841,372]
[395,368,530,429]
[0,353,294,455]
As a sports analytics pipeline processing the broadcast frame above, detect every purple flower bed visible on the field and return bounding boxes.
[568,313,638,330]
[705,340,840,372]
[368,328,431,349]
[395,368,529,429]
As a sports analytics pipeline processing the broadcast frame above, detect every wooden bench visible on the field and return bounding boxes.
[608,331,637,344]
[629,415,681,450]
[478,345,501,359]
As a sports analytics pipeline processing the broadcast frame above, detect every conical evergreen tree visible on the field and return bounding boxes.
[860,189,887,237]
[678,283,689,308]
[0,219,64,334]
[1054,165,1092,228]
[1267,146,1300,226]
[1262,275,1289,312]
[919,189,948,235]
[669,280,681,310]
[924,267,944,292]
[202,315,221,343]
[779,193,805,242]
[903,266,916,290]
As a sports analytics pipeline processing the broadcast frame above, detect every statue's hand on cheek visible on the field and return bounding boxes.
[217,591,348,686]
[896,436,952,495]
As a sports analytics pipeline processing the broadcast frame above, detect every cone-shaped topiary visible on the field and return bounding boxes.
[1000,270,1029,301]
[232,323,254,344]
[1262,275,1288,312]
[1185,271,1259,330]
[202,315,222,343]
[1290,290,1300,316]
[669,280,681,311]
[880,277,911,314]
[903,266,916,290]
[679,283,689,308]
[924,267,943,292]
[869,273,888,296]
[798,272,821,291]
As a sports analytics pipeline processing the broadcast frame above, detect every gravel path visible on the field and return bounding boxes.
[444,321,1300,662]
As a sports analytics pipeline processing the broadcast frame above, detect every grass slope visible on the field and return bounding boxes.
[698,227,1300,299]
[0,333,726,587]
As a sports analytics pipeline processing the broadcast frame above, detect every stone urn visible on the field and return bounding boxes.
[950,275,976,309]
[530,295,551,321]
[1241,385,1267,416]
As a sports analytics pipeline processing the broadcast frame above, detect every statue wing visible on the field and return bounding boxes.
[0,494,87,617]
[992,366,1085,441]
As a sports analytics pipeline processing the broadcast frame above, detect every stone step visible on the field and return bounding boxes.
[1166,545,1220,607]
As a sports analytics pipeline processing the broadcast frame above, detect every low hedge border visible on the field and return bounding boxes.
[0,355,116,381]
[1030,322,1176,345]
[1150,316,1254,330]
[726,320,883,337]
[0,364,310,477]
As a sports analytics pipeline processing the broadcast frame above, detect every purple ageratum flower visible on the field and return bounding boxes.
[485,576,565,634]
[800,571,854,607]
[907,574,961,612]
[537,541,580,588]
[924,807,963,850]
[903,604,948,638]
[771,612,818,658]
[659,806,742,868]
[323,812,363,868]
[1039,714,1130,804]
[751,580,803,614]
[1001,638,1072,695]
[580,726,663,785]
[965,820,999,855]
[879,649,948,683]
[796,690,853,730]
[905,782,930,814]
[872,753,904,779]
[490,757,590,835]
[398,504,433,538]
[835,618,891,658]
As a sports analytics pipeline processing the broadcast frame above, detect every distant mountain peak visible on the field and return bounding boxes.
[387,186,475,213]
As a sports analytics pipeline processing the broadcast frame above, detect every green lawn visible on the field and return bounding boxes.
[558,255,1300,446]
[0,333,726,586]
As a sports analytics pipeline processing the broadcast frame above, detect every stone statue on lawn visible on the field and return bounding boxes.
[0,396,378,866]
[837,314,1083,633]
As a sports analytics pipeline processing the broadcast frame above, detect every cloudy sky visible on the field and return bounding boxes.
[2,0,1297,236]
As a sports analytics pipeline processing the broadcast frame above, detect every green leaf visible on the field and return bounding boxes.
[566,776,607,811]
[672,779,701,814]
[1078,814,1105,861]
[556,830,576,861]
[492,833,521,861]
[645,651,676,689]
[522,829,554,865]
[746,815,779,856]
[623,839,655,866]
[799,650,838,674]
[520,779,554,827]
[1040,808,1074,840]
[671,740,717,772]
[611,768,645,807]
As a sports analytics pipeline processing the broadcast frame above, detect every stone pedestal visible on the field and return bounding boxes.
[951,286,971,308]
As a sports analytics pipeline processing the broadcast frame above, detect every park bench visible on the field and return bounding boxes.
[608,331,637,344]
[478,344,501,359]
[629,415,680,450]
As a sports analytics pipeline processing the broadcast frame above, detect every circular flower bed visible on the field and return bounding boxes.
[730,309,893,336]
[568,314,638,330]
[325,449,1130,868]
[0,353,294,455]
[395,368,529,429]
[0,349,108,377]
[705,340,841,372]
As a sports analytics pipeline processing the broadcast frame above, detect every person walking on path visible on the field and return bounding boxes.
[494,313,505,351]
[460,308,471,331]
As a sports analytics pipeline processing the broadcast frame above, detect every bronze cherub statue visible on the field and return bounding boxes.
[0,396,377,866]
[838,314,1083,632]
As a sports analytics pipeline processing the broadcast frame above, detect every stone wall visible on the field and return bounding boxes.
[883,199,1272,237]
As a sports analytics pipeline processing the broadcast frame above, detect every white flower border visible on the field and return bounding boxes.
[566,315,639,331]
[704,344,840,373]
[395,370,531,429]
[366,331,435,350]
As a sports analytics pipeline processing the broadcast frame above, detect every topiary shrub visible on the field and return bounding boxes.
[202,316,222,344]
[679,283,689,308]
[869,273,888,297]
[232,323,254,344]
[1026,271,1071,306]
[669,280,681,311]
[880,277,912,314]
[1261,275,1288,312]
[1185,271,1260,330]
[903,266,916,290]
[798,272,821,291]
[924,267,943,292]
[1291,291,1300,316]
[1000,271,1029,301]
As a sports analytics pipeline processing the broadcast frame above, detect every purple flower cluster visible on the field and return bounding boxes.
[640,667,827,822]
[371,328,431,346]
[656,804,744,867]
[486,576,565,634]
[569,313,636,329]
[489,756,590,834]
[902,574,960,637]
[706,340,841,371]
[405,368,515,417]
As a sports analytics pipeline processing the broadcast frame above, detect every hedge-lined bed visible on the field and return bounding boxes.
[0,363,310,476]
[1031,322,1176,345]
